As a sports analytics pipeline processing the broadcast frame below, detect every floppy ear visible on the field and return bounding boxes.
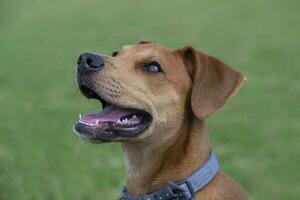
[138,39,151,44]
[177,46,246,119]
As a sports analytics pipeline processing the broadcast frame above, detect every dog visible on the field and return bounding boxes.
[74,40,247,200]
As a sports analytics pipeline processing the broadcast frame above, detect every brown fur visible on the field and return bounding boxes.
[80,41,247,199]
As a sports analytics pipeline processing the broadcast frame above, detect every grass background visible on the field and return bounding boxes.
[0,0,299,199]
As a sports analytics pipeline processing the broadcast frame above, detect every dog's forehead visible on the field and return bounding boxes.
[119,43,173,58]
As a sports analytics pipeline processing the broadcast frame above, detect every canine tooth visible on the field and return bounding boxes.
[132,115,140,121]
[129,115,140,123]
[79,114,82,119]
[96,119,100,124]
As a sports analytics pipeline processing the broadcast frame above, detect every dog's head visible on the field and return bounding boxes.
[74,41,245,143]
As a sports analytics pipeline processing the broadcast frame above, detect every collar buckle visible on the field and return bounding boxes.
[167,180,195,200]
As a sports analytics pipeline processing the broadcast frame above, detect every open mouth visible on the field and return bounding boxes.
[74,84,152,143]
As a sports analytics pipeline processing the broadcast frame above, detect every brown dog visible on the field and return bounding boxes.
[74,41,247,200]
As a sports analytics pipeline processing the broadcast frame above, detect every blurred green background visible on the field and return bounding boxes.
[0,0,299,199]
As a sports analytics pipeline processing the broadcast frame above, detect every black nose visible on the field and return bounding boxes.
[77,52,104,70]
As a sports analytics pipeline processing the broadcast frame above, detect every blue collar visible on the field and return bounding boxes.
[121,152,219,200]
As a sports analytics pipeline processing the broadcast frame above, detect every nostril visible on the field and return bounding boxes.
[86,54,104,69]
[86,58,92,66]
[77,55,82,65]
[77,52,104,70]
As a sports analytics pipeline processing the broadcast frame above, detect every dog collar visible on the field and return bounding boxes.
[121,152,219,200]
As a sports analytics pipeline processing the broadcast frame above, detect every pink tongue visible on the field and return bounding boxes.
[80,105,135,124]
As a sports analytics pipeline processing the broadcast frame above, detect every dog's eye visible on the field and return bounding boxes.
[112,51,119,57]
[141,62,163,73]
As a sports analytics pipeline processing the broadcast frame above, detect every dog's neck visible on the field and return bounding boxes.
[121,118,211,195]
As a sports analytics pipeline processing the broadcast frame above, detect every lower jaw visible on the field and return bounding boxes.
[73,121,150,143]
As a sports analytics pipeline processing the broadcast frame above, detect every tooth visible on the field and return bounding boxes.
[130,115,140,123]
[96,119,100,124]
[116,119,121,125]
[79,114,82,119]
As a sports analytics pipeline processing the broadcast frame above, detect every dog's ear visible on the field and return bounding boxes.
[138,39,151,44]
[176,46,246,119]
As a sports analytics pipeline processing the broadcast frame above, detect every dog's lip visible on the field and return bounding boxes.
[75,83,153,142]
[78,83,109,108]
[74,111,152,142]
[74,115,151,142]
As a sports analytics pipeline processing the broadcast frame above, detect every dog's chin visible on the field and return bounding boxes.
[73,84,152,143]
